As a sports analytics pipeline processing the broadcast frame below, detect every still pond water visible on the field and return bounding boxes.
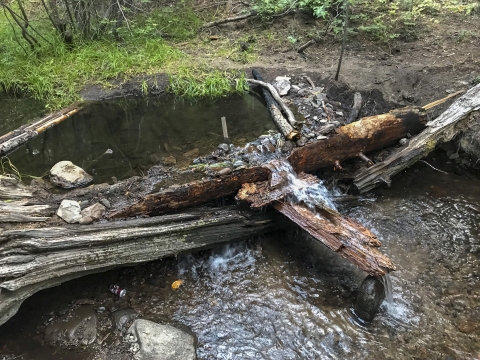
[0,94,478,359]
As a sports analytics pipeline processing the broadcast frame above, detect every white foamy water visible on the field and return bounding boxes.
[268,160,338,211]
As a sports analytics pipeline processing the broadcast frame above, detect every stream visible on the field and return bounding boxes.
[0,95,479,359]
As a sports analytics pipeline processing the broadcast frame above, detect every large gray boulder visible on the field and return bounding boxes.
[50,161,93,189]
[127,319,196,360]
[57,199,82,223]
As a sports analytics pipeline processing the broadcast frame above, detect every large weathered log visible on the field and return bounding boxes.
[289,106,428,173]
[0,206,275,325]
[235,167,395,277]
[354,83,480,193]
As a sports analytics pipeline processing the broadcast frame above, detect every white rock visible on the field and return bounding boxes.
[50,161,93,189]
[57,200,82,224]
[272,76,291,96]
[128,319,196,360]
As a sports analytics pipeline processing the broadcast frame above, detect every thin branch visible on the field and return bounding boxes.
[116,0,130,30]
[201,10,257,28]
[335,0,349,81]
[2,6,28,56]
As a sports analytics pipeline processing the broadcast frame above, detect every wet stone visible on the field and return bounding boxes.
[127,319,196,360]
[233,160,247,168]
[183,148,200,159]
[218,143,230,153]
[44,305,97,347]
[162,156,177,166]
[354,275,386,322]
[112,308,139,331]
[457,320,477,333]
[100,198,111,209]
[296,138,307,147]
[81,202,106,221]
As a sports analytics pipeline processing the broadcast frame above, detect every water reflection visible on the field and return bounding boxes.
[6,95,274,183]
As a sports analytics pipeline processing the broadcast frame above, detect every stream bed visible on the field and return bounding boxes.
[0,164,478,359]
[0,93,479,359]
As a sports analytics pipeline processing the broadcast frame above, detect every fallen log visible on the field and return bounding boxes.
[111,105,433,218]
[289,106,428,173]
[0,206,276,325]
[201,11,257,28]
[235,164,395,277]
[297,39,316,53]
[354,83,480,193]
[0,103,83,156]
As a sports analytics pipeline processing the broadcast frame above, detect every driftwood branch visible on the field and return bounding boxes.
[297,39,316,53]
[354,83,480,193]
[202,11,257,28]
[250,72,298,128]
[0,104,83,156]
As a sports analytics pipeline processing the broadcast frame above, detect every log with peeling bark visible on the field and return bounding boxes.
[0,103,83,156]
[111,105,432,219]
[235,169,395,277]
[354,84,480,193]
[0,206,276,326]
[289,106,428,173]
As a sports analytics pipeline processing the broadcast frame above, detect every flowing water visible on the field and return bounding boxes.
[0,96,479,359]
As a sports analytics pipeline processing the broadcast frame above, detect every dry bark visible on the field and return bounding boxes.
[354,83,480,193]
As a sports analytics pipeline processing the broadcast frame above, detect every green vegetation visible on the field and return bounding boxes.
[252,0,479,41]
[168,68,248,98]
[0,0,478,109]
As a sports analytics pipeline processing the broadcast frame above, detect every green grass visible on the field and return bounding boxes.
[0,3,247,109]
[168,67,249,98]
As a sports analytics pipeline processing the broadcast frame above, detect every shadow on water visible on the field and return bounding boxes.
[5,94,274,183]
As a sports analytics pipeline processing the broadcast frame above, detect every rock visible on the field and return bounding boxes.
[459,121,480,160]
[183,148,199,159]
[29,178,54,192]
[127,319,196,360]
[457,320,477,333]
[44,305,97,347]
[79,216,94,225]
[233,160,247,168]
[149,152,163,164]
[50,161,93,189]
[217,143,230,153]
[81,203,106,221]
[272,76,291,96]
[112,308,138,331]
[99,198,111,209]
[162,156,177,166]
[316,135,328,140]
[281,140,295,153]
[449,152,460,160]
[57,200,82,224]
[353,275,385,322]
[399,138,408,146]
[217,168,232,176]
[296,138,307,147]
[335,111,344,117]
